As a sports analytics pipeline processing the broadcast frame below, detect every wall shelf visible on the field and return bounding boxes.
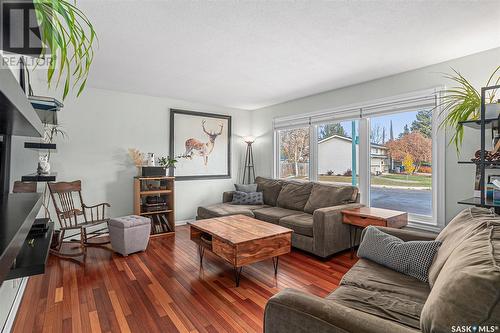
[24,142,57,150]
[457,197,500,208]
[0,193,43,284]
[458,117,499,129]
[6,221,54,280]
[21,173,56,182]
[0,65,43,137]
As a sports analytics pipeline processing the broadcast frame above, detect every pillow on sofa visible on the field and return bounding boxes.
[420,225,500,332]
[255,177,283,206]
[234,183,258,193]
[277,182,313,211]
[231,191,264,205]
[304,183,358,213]
[357,226,441,282]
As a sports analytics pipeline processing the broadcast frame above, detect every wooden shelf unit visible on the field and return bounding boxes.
[134,176,175,236]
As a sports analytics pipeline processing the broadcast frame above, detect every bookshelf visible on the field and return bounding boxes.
[134,176,175,236]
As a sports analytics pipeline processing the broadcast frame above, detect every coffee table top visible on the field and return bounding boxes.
[188,215,293,245]
[341,207,407,221]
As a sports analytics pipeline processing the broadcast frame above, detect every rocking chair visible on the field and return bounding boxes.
[48,180,111,259]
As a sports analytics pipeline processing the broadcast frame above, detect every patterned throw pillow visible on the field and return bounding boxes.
[234,183,258,193]
[357,226,441,282]
[231,191,264,205]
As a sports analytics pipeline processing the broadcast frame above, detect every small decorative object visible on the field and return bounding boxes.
[170,109,231,180]
[128,148,146,176]
[470,149,500,163]
[486,182,495,200]
[37,154,50,174]
[492,179,500,204]
[147,153,155,166]
[242,136,255,184]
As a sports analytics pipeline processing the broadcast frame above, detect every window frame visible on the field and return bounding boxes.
[273,88,445,231]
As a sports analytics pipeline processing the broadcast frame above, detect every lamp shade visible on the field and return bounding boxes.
[244,136,255,144]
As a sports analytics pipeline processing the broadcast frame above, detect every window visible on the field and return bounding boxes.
[317,120,359,186]
[277,127,310,179]
[273,89,444,230]
[369,110,432,217]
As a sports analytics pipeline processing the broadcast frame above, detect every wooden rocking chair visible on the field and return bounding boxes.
[48,180,111,259]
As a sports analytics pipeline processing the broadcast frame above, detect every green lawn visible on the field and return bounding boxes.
[317,173,431,188]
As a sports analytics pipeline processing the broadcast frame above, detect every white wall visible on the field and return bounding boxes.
[251,47,500,223]
[10,86,252,221]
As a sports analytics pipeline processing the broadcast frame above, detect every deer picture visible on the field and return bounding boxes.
[184,120,224,166]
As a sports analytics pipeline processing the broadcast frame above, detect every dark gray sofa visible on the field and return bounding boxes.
[197,177,362,258]
[264,207,500,333]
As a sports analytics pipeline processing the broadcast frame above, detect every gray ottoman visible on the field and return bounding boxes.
[108,215,151,256]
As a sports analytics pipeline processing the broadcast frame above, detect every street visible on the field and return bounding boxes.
[370,187,431,216]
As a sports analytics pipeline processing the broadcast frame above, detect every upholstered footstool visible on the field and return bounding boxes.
[108,215,151,256]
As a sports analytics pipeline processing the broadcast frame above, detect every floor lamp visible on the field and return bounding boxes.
[242,137,255,184]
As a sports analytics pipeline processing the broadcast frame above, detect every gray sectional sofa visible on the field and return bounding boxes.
[197,177,362,258]
[264,207,500,333]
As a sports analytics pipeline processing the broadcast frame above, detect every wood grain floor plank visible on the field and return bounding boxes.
[13,225,355,333]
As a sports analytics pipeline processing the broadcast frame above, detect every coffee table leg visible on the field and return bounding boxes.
[234,266,243,287]
[272,256,279,275]
[198,245,205,266]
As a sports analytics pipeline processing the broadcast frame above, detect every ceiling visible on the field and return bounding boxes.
[79,0,500,110]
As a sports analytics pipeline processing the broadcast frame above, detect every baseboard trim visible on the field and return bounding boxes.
[2,277,28,333]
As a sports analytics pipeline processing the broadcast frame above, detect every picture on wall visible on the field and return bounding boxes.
[169,109,231,180]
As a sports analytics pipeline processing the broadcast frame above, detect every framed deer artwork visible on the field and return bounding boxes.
[169,109,231,180]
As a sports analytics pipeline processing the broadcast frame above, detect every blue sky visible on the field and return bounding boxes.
[334,110,420,139]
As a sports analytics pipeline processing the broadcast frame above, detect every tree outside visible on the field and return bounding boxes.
[402,153,416,179]
[386,131,431,172]
[280,128,310,177]
[318,123,346,140]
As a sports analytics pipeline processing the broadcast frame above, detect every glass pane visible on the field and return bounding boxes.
[369,109,432,216]
[317,120,359,186]
[278,127,310,179]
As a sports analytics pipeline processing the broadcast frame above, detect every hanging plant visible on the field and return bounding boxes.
[33,0,97,99]
[438,66,500,153]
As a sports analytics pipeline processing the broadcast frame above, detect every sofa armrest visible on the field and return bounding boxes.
[361,226,437,242]
[264,289,416,333]
[222,191,234,203]
[312,203,364,257]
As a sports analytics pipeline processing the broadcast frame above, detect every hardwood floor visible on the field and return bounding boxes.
[13,225,356,333]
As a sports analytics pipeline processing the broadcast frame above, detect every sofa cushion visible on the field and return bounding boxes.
[304,183,358,214]
[333,259,430,329]
[340,259,431,301]
[279,213,313,237]
[255,177,283,206]
[197,203,268,219]
[357,226,441,282]
[420,225,500,333]
[428,207,497,287]
[253,207,301,224]
[276,182,313,211]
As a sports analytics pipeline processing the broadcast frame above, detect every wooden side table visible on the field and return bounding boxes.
[341,207,408,258]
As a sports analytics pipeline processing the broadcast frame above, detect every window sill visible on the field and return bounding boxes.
[407,220,442,233]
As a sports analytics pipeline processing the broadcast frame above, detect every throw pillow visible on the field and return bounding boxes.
[231,191,264,205]
[234,183,258,193]
[357,226,441,282]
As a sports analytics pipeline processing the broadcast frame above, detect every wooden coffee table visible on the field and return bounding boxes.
[341,207,408,258]
[187,215,292,287]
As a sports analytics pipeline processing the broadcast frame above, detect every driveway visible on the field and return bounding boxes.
[370,187,431,216]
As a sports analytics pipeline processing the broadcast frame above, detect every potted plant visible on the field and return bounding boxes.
[439,66,500,153]
[33,0,97,99]
[158,156,178,176]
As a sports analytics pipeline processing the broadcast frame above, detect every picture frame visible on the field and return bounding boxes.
[169,109,231,180]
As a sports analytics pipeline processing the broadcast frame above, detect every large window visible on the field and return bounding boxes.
[369,110,432,217]
[277,127,310,179]
[317,120,359,186]
[273,90,444,230]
